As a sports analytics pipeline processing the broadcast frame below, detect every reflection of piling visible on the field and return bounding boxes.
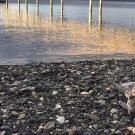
[25,0,28,14]
[50,0,53,19]
[6,0,8,9]
[88,0,93,26]
[36,0,39,16]
[61,0,64,20]
[98,0,103,25]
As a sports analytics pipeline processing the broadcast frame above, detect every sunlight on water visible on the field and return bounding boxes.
[0,4,135,64]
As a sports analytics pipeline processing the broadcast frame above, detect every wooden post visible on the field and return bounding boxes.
[98,0,103,25]
[88,0,93,26]
[25,0,28,14]
[6,0,8,9]
[18,0,20,13]
[61,0,64,20]
[36,0,39,16]
[50,0,53,19]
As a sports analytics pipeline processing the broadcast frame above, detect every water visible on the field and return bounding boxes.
[0,0,135,64]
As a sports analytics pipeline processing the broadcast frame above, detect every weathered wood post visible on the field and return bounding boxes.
[18,0,20,13]
[50,0,53,19]
[61,0,64,20]
[36,0,39,16]
[88,0,93,26]
[6,0,8,9]
[98,0,103,25]
[25,0,28,14]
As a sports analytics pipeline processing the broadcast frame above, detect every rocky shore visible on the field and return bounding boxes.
[1,59,135,135]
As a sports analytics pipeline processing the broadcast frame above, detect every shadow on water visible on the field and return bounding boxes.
[0,3,135,64]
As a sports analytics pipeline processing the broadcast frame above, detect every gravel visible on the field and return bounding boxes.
[1,59,135,134]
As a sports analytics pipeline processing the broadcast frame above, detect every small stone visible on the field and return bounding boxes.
[80,91,89,95]
[115,130,122,134]
[110,108,119,114]
[52,90,58,95]
[11,111,19,116]
[65,85,71,91]
[97,100,105,105]
[66,128,77,135]
[113,114,119,120]
[0,131,6,135]
[31,91,38,98]
[55,103,62,109]
[90,114,100,121]
[18,113,25,119]
[111,129,115,132]
[93,124,97,129]
[56,116,65,124]
[0,126,11,131]
[104,129,109,133]
[128,126,135,134]
[44,121,55,129]
[39,97,44,101]
[119,116,131,124]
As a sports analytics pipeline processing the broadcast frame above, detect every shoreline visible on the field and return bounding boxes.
[1,59,135,134]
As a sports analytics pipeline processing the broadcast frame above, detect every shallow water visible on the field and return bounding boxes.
[0,1,135,64]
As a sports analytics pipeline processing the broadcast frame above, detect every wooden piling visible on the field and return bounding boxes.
[25,0,28,14]
[61,0,64,20]
[36,0,39,16]
[50,0,53,19]
[98,0,103,25]
[6,0,8,9]
[18,0,20,13]
[88,0,93,26]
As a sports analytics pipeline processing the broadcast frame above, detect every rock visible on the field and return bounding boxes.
[0,126,11,131]
[115,130,122,134]
[55,103,62,109]
[119,116,131,125]
[39,97,44,101]
[31,91,38,98]
[18,113,25,119]
[80,91,89,95]
[128,126,135,134]
[52,90,58,95]
[66,128,77,135]
[43,121,55,129]
[0,131,6,135]
[113,114,119,120]
[97,100,105,105]
[110,108,119,115]
[11,111,19,116]
[89,114,100,122]
[56,116,65,125]
[64,85,71,91]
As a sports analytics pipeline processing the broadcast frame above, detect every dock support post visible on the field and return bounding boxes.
[6,0,8,9]
[50,0,53,19]
[98,0,103,25]
[18,0,20,13]
[25,0,28,14]
[61,0,64,21]
[36,0,39,16]
[88,0,93,26]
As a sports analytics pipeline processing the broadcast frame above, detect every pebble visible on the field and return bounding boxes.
[80,91,89,95]
[110,108,119,114]
[55,103,62,109]
[0,126,11,131]
[56,116,65,125]
[52,90,58,95]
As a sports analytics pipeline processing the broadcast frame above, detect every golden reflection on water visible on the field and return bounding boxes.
[0,6,135,55]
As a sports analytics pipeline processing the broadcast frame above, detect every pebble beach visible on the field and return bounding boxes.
[1,59,135,135]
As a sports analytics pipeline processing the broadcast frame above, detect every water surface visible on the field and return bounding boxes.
[0,1,135,64]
